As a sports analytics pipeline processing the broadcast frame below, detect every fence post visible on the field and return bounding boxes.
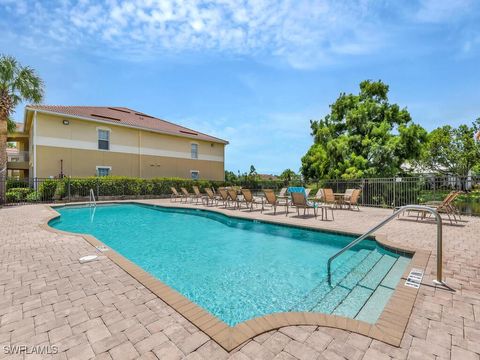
[393,177,396,208]
[67,177,71,203]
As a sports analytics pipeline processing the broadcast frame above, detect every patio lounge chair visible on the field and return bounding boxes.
[240,189,262,211]
[310,188,324,201]
[180,187,194,203]
[403,191,461,224]
[262,189,289,215]
[227,189,240,209]
[204,188,218,206]
[291,192,317,218]
[170,187,183,202]
[424,191,462,223]
[192,186,205,204]
[278,187,288,197]
[217,188,230,208]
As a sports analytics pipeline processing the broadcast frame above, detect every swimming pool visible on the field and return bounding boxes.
[49,203,411,326]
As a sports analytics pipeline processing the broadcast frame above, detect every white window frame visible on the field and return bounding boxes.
[97,128,111,151]
[96,166,112,177]
[190,170,200,180]
[191,143,198,159]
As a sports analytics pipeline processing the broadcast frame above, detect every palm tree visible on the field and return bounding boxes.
[0,55,44,203]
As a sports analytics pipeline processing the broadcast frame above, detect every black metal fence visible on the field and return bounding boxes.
[0,177,294,206]
[315,175,480,216]
[1,175,479,216]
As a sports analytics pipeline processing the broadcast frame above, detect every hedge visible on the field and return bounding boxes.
[5,187,34,202]
[4,176,303,203]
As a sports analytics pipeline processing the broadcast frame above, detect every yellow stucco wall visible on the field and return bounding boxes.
[33,112,225,180]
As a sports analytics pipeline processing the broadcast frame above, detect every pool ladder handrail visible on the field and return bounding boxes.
[327,205,444,286]
[89,188,97,208]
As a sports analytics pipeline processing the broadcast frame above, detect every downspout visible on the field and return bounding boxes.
[33,110,37,180]
[138,130,141,177]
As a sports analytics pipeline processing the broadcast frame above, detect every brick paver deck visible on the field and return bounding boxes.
[0,200,479,359]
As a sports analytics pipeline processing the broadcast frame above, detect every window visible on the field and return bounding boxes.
[98,129,110,150]
[191,143,198,159]
[191,170,199,180]
[96,166,111,177]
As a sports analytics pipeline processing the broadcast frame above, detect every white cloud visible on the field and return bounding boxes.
[1,0,390,68]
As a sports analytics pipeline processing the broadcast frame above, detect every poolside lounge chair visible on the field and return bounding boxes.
[227,189,240,209]
[170,187,183,202]
[262,189,289,215]
[192,186,205,204]
[291,192,317,218]
[240,189,262,211]
[278,187,288,197]
[310,188,324,201]
[216,188,230,208]
[424,191,462,223]
[180,187,194,203]
[204,188,218,206]
[344,189,361,211]
[305,188,312,197]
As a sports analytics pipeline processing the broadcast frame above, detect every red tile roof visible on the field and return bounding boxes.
[26,105,228,144]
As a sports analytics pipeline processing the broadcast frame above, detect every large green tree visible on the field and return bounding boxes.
[0,55,44,202]
[420,119,480,176]
[301,80,427,180]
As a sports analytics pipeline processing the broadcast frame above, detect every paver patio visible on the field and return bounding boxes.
[0,200,479,359]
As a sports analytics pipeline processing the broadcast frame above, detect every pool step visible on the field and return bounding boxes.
[332,285,373,318]
[311,252,403,318]
[334,255,411,322]
[306,250,382,312]
[292,249,370,311]
[355,285,394,323]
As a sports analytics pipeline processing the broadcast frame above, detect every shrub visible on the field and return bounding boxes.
[38,179,58,201]
[26,191,41,202]
[5,187,33,202]
[6,179,29,190]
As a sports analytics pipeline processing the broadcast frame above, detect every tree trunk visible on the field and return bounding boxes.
[0,90,12,205]
[0,117,7,204]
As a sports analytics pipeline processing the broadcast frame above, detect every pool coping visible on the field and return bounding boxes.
[41,201,430,352]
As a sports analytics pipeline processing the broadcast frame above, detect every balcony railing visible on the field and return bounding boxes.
[7,150,29,162]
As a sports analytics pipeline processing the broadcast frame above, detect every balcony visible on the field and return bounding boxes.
[7,150,29,170]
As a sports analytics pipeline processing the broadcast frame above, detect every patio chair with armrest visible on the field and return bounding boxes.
[240,189,262,211]
[217,188,230,208]
[204,188,218,206]
[192,186,205,204]
[262,189,289,215]
[227,189,240,209]
[291,192,317,218]
[170,187,183,202]
[180,187,195,203]
[344,189,361,211]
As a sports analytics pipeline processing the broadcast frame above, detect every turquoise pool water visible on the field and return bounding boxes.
[50,203,410,325]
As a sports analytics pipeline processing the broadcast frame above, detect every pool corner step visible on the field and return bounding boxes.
[355,285,394,323]
[332,285,373,318]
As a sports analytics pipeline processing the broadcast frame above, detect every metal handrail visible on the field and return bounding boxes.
[89,188,97,207]
[327,205,444,286]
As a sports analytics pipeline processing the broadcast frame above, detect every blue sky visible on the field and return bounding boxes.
[1,0,480,175]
